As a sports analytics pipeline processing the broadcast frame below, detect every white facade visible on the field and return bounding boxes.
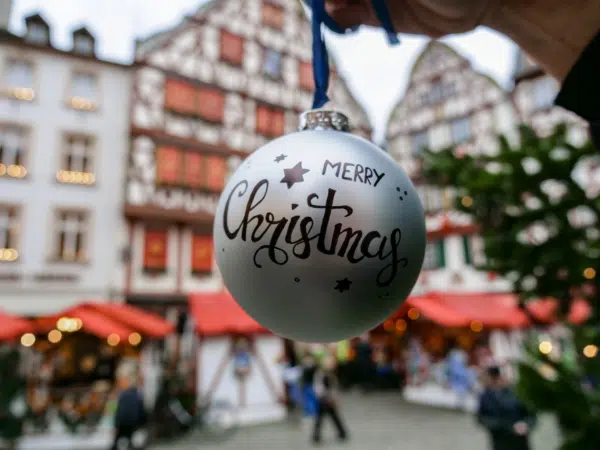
[0,16,132,315]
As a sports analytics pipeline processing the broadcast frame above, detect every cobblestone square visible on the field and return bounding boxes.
[157,392,561,450]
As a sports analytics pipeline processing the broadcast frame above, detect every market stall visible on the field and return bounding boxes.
[189,291,285,426]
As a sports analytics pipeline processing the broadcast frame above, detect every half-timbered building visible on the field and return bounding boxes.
[116,0,372,416]
[386,41,515,294]
[119,0,372,312]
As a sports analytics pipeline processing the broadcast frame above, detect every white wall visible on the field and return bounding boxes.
[0,43,131,314]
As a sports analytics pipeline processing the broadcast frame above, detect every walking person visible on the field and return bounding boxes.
[312,356,348,445]
[111,377,147,450]
[476,366,536,450]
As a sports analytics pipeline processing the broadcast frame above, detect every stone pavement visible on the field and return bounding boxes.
[155,392,562,450]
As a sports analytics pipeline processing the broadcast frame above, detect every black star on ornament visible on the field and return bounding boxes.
[274,154,287,163]
[280,162,310,189]
[334,278,352,293]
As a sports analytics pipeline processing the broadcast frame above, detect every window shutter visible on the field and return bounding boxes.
[197,87,225,123]
[262,3,284,29]
[462,235,472,265]
[183,152,205,188]
[164,79,197,115]
[269,109,285,137]
[436,239,446,268]
[299,61,314,90]
[220,31,244,65]
[156,147,182,184]
[205,156,227,191]
[143,229,168,272]
[191,235,213,274]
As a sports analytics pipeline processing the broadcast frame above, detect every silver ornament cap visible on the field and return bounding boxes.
[298,110,350,132]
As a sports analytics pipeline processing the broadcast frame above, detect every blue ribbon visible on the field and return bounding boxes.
[309,0,399,109]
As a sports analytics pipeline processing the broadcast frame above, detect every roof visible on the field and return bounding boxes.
[0,310,32,341]
[189,291,267,336]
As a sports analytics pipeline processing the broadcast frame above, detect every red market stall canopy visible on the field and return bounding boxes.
[0,310,33,341]
[33,302,174,341]
[403,292,590,328]
[526,298,591,325]
[83,302,174,338]
[189,291,267,336]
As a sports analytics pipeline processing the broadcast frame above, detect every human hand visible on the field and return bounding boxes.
[513,421,528,435]
[324,0,497,39]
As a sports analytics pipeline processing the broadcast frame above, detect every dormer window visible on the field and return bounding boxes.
[72,27,96,56]
[74,36,93,55]
[24,14,51,46]
[27,24,49,44]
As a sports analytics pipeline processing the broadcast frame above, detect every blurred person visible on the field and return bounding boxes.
[477,366,536,450]
[447,346,474,410]
[353,334,374,392]
[111,377,147,450]
[312,356,348,445]
[301,353,319,417]
[323,0,600,145]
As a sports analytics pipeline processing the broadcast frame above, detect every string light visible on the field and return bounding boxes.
[0,164,27,178]
[383,319,394,332]
[56,170,95,185]
[128,332,142,346]
[48,330,63,344]
[9,87,35,101]
[583,345,598,358]
[69,96,96,111]
[583,267,596,280]
[539,340,552,355]
[395,319,407,332]
[56,317,83,333]
[20,333,36,347]
[407,308,420,320]
[470,320,483,332]
[107,333,120,346]
[461,196,473,207]
[0,249,18,262]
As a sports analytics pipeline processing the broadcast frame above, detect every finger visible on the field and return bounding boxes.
[325,1,379,29]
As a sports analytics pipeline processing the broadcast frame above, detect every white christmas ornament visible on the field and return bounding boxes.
[214,111,426,342]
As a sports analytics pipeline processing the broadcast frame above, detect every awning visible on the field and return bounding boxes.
[527,298,591,325]
[189,291,267,336]
[34,305,135,340]
[83,302,174,338]
[405,292,529,328]
[406,296,470,327]
[0,310,32,341]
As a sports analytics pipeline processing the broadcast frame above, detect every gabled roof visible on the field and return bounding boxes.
[24,12,49,27]
[72,26,95,38]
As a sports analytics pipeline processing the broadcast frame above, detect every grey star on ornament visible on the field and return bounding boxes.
[274,154,287,163]
[334,278,352,293]
[280,162,310,189]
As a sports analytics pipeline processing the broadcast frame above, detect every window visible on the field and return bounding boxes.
[4,59,35,101]
[69,73,98,110]
[263,49,282,79]
[411,131,429,156]
[56,134,95,185]
[53,210,89,263]
[197,87,225,123]
[191,234,213,274]
[451,117,472,143]
[26,24,49,45]
[422,240,445,270]
[74,36,94,55]
[0,125,28,178]
[0,206,19,262]
[262,2,284,29]
[299,61,314,90]
[534,77,557,110]
[256,105,285,138]
[164,78,225,122]
[220,31,244,66]
[421,81,456,105]
[143,228,168,273]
